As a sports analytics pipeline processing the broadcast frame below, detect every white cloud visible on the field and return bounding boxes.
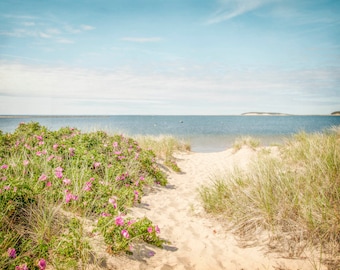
[206,0,274,24]
[81,25,95,31]
[120,37,163,43]
[0,62,339,115]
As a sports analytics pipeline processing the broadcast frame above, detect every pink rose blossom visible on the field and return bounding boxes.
[38,258,46,270]
[93,162,101,169]
[115,216,124,226]
[63,178,71,185]
[39,173,48,181]
[83,181,92,191]
[69,147,75,156]
[15,263,28,270]
[121,229,130,239]
[8,247,16,258]
[155,225,160,234]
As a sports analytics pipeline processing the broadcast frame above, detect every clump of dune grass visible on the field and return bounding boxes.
[135,135,190,172]
[199,128,340,267]
[233,136,260,152]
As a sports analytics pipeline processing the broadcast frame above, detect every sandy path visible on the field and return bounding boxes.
[105,149,317,270]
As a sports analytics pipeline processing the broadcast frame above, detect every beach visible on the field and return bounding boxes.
[100,147,319,270]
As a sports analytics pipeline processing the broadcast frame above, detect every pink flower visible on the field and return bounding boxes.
[4,185,10,190]
[83,181,92,191]
[155,225,160,234]
[65,190,78,203]
[113,142,118,148]
[38,141,45,146]
[23,160,29,166]
[47,155,54,161]
[63,178,71,185]
[53,144,58,150]
[1,164,8,169]
[39,173,48,181]
[115,216,124,226]
[135,153,139,160]
[15,263,28,270]
[38,258,46,270]
[127,219,136,226]
[101,212,111,217]
[69,147,75,156]
[147,227,153,233]
[121,229,130,239]
[46,181,52,187]
[93,162,101,169]
[114,151,122,155]
[1,176,7,181]
[36,151,42,156]
[35,135,43,141]
[109,197,117,208]
[55,167,63,178]
[8,247,16,258]
[134,190,139,201]
[139,176,145,181]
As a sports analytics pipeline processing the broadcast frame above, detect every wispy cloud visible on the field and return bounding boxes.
[206,0,273,24]
[120,37,162,43]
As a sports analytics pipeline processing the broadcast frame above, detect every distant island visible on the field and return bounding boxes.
[242,112,291,116]
[331,111,340,116]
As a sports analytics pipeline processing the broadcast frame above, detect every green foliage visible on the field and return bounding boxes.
[0,122,168,269]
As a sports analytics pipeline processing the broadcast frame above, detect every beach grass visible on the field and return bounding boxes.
[199,128,340,266]
[0,122,169,270]
[232,136,261,152]
[134,135,190,172]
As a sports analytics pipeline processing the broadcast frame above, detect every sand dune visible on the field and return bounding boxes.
[102,148,321,270]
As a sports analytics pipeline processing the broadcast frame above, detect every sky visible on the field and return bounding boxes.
[0,0,339,115]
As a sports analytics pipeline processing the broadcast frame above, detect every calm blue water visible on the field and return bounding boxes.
[0,116,339,152]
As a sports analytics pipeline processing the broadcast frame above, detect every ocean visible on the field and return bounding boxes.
[1,115,339,152]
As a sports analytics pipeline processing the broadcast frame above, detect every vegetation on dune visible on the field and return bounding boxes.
[0,122,177,270]
[200,128,340,268]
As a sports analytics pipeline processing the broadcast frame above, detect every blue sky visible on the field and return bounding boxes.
[0,0,339,115]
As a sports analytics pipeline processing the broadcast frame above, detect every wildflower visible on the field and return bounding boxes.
[69,147,75,156]
[8,247,16,258]
[65,191,78,203]
[121,229,130,239]
[135,153,139,160]
[63,178,71,185]
[147,227,153,233]
[83,181,92,191]
[39,173,48,181]
[1,176,7,181]
[113,141,118,148]
[134,190,139,201]
[114,151,122,155]
[140,176,145,181]
[1,164,8,169]
[53,144,58,150]
[127,219,136,226]
[47,155,54,161]
[35,135,43,141]
[23,160,29,166]
[4,185,10,190]
[55,167,63,178]
[90,177,95,181]
[36,151,42,156]
[148,251,155,257]
[101,212,111,217]
[155,225,160,234]
[115,216,124,226]
[15,263,28,270]
[109,197,117,208]
[38,258,46,270]
[46,181,52,187]
[38,141,44,146]
[93,162,101,169]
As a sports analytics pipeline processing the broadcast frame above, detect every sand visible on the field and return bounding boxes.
[97,148,321,270]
